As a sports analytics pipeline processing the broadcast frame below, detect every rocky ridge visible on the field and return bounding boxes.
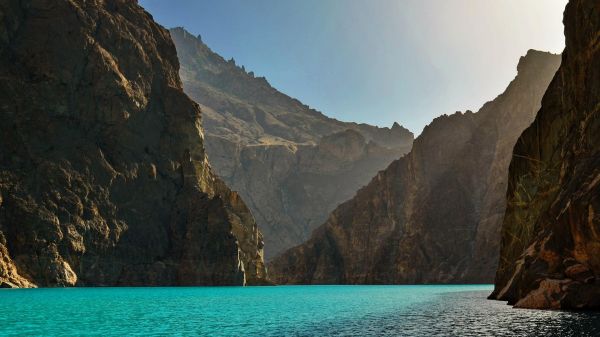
[169,28,414,259]
[269,51,561,284]
[490,0,600,309]
[0,0,266,287]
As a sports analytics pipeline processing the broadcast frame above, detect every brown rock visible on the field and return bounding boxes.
[0,232,36,288]
[0,0,266,286]
[490,0,600,309]
[514,279,567,309]
[565,264,594,283]
[269,51,561,284]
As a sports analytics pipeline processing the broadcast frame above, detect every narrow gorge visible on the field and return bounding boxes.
[269,50,561,284]
[0,0,597,316]
[170,28,414,259]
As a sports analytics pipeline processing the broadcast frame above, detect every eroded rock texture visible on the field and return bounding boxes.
[269,51,561,285]
[0,0,266,287]
[170,28,414,259]
[490,0,600,309]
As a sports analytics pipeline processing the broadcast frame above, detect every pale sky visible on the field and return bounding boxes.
[140,0,567,134]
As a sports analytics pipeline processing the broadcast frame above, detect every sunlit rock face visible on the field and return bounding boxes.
[0,0,266,287]
[490,0,600,309]
[269,51,561,285]
[170,28,414,260]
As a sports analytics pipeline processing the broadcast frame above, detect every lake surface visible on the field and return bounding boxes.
[1,285,599,336]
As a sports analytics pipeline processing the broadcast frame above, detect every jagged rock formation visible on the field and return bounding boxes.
[170,28,414,259]
[490,0,600,309]
[0,0,266,287]
[269,51,561,284]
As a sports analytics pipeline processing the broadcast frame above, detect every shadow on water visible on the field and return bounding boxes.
[272,290,600,337]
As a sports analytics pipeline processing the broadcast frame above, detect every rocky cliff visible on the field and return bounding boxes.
[169,28,414,259]
[269,51,561,284]
[0,0,266,287]
[490,0,600,309]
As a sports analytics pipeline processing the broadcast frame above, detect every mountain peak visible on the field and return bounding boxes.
[170,27,414,259]
[518,49,561,75]
[268,50,561,285]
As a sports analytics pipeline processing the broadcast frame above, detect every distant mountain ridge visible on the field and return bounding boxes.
[268,50,561,284]
[170,27,412,148]
[170,27,414,259]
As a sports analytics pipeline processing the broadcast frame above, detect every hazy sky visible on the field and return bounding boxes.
[140,0,567,134]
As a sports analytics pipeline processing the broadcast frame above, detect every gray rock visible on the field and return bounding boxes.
[170,27,414,259]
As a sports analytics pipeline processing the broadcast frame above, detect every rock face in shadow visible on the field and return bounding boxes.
[490,0,600,309]
[0,0,266,287]
[269,51,561,284]
[170,28,414,260]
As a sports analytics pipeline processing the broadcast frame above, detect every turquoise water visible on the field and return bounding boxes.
[1,285,599,336]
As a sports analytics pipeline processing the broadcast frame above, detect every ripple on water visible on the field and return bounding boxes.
[0,285,598,337]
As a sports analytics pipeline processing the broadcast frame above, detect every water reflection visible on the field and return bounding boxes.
[332,291,599,337]
[281,291,600,337]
